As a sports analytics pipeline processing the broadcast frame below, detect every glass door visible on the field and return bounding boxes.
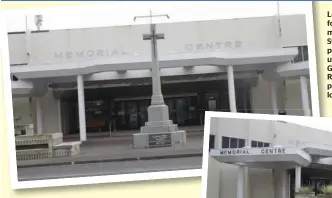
[165,99,176,124]
[175,98,188,126]
[138,100,149,128]
[126,101,139,129]
[115,101,127,130]
[187,96,198,125]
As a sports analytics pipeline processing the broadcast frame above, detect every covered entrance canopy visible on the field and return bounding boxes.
[210,144,332,169]
[210,144,332,198]
[11,48,298,79]
[210,147,312,169]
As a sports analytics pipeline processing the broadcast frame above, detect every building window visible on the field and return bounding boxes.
[222,136,246,148]
[284,45,308,63]
[209,135,215,151]
[251,140,270,148]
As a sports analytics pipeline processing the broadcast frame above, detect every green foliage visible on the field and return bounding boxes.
[322,185,332,195]
[298,186,313,194]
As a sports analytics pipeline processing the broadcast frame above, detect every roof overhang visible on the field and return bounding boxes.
[263,61,309,81]
[11,81,33,97]
[277,61,309,78]
[300,143,332,158]
[11,48,298,79]
[210,147,312,169]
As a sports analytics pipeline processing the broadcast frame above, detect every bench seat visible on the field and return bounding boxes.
[53,142,81,157]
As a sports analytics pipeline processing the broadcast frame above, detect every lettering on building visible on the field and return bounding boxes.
[219,147,286,156]
[260,148,286,154]
[54,48,132,59]
[184,41,242,52]
[220,149,250,155]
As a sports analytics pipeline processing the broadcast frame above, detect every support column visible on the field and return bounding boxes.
[273,169,288,198]
[77,75,87,142]
[35,97,43,134]
[227,65,237,112]
[237,166,245,198]
[57,99,62,133]
[270,81,278,115]
[295,166,301,193]
[300,76,311,116]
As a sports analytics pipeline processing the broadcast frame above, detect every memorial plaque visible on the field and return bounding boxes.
[148,133,172,148]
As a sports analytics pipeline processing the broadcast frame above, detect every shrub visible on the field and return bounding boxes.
[322,185,332,195]
[298,186,313,194]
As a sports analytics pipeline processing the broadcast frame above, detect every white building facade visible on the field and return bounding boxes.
[9,14,312,139]
[208,117,332,198]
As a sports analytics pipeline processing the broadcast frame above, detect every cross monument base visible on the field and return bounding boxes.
[132,104,187,149]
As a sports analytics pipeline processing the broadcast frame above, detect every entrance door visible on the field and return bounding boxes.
[138,100,149,128]
[187,96,198,125]
[115,101,127,130]
[175,98,188,126]
[126,101,139,129]
[165,99,176,123]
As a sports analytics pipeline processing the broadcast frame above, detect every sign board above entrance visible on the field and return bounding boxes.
[53,40,243,60]
[215,147,288,156]
[184,41,242,52]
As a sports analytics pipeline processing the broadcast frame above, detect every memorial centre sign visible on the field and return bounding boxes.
[184,40,242,52]
[53,40,243,60]
[219,147,287,156]
[54,48,133,59]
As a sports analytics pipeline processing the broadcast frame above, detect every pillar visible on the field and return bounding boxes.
[227,65,237,112]
[300,76,310,116]
[270,81,278,115]
[35,97,43,134]
[77,75,87,141]
[237,165,245,198]
[273,169,288,198]
[57,99,62,133]
[295,166,301,193]
[297,76,308,192]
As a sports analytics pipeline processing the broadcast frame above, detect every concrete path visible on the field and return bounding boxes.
[17,127,204,168]
[18,156,202,181]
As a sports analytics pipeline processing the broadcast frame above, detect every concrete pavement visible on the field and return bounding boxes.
[17,127,204,168]
[18,156,202,181]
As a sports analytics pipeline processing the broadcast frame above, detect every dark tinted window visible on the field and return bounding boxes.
[222,137,230,148]
[238,139,245,148]
[209,135,215,151]
[230,138,238,148]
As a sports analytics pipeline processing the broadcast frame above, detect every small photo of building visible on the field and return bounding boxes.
[204,115,332,198]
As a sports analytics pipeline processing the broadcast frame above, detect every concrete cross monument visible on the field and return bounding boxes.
[132,10,186,149]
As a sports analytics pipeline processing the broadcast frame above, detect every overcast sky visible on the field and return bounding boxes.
[4,1,311,32]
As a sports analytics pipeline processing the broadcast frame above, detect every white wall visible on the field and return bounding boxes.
[8,34,27,64]
[280,14,308,47]
[251,76,310,116]
[12,98,33,125]
[250,75,274,114]
[8,15,307,65]
[40,91,61,133]
[250,78,288,115]
[60,100,70,134]
[284,79,303,116]
[274,121,332,146]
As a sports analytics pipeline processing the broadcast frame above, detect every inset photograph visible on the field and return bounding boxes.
[203,113,332,198]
